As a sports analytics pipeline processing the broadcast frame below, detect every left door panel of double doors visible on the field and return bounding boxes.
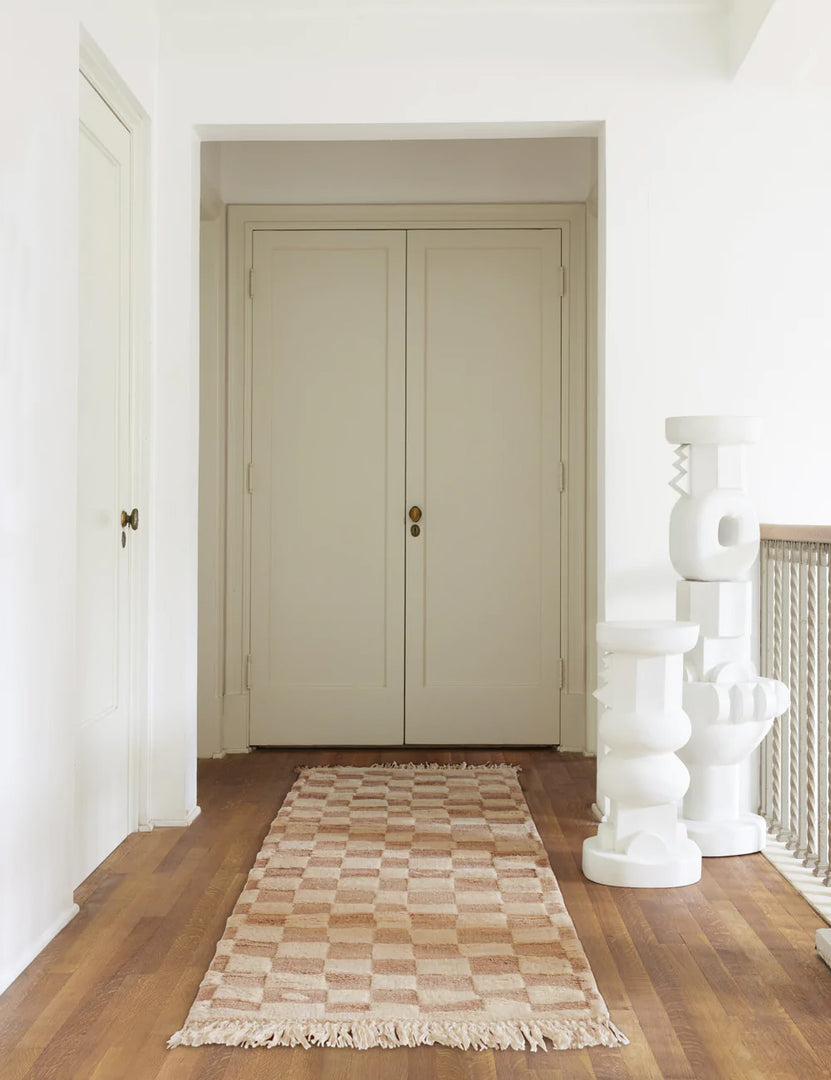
[250,231,407,745]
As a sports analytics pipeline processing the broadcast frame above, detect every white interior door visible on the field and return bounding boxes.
[76,74,133,884]
[249,231,406,744]
[404,230,562,744]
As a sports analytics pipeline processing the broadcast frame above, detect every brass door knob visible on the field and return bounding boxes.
[409,506,422,523]
[121,508,139,531]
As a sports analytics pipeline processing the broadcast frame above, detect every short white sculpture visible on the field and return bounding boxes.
[667,416,790,856]
[582,621,703,888]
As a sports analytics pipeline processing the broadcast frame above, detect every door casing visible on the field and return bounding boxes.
[214,203,590,752]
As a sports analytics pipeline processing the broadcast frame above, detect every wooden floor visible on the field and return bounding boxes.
[1,749,830,1079]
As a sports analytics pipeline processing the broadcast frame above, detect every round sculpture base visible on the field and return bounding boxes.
[683,813,767,857]
[582,836,702,888]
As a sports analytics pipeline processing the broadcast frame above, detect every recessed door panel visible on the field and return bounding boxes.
[249,231,406,744]
[404,230,562,744]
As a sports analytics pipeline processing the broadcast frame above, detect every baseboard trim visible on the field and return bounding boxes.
[560,692,588,754]
[817,929,831,969]
[0,902,79,996]
[148,805,202,829]
[762,837,831,927]
[222,692,249,754]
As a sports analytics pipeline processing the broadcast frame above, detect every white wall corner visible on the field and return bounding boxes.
[0,904,79,998]
[727,0,777,77]
[729,0,831,85]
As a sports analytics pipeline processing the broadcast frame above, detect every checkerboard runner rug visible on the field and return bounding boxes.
[169,764,627,1052]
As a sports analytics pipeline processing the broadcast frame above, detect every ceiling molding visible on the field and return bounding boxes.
[168,0,726,16]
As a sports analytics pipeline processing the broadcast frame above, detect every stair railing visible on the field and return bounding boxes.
[759,526,831,905]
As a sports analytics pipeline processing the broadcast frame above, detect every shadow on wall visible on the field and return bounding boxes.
[606,564,680,621]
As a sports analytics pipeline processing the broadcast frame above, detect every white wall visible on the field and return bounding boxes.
[147,67,201,822]
[166,1,831,749]
[0,0,164,994]
[214,138,595,204]
[601,88,831,624]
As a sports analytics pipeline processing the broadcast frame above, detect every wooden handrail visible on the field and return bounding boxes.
[760,524,831,544]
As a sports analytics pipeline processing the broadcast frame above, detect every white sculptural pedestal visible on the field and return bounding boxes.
[582,621,702,889]
[677,578,789,855]
[667,416,789,857]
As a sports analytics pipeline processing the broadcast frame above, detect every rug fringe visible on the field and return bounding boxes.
[294,762,522,775]
[168,1015,627,1052]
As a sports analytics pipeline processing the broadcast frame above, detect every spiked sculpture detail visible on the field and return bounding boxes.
[666,416,790,857]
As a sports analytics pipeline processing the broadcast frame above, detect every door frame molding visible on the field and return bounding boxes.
[80,31,152,830]
[217,203,591,752]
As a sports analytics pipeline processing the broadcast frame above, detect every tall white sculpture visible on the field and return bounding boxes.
[666,416,790,856]
[582,621,703,888]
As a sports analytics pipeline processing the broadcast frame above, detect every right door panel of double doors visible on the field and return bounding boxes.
[250,228,562,746]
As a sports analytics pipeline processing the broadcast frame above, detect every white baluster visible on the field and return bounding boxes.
[819,547,830,883]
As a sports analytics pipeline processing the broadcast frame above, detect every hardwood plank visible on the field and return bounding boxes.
[1,749,830,1080]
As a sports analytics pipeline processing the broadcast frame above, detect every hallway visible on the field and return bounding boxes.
[0,750,827,1079]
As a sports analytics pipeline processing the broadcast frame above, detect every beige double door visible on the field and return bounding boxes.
[250,228,562,746]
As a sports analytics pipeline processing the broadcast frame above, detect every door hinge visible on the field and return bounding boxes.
[559,461,566,493]
[247,462,255,494]
[559,266,566,298]
[248,267,255,298]
[559,657,565,690]
[245,654,252,691]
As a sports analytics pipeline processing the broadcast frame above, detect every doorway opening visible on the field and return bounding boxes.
[197,134,600,758]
